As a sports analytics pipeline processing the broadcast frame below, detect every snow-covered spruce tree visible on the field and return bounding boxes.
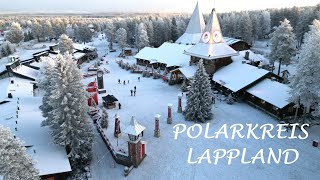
[38,57,56,126]
[0,125,39,180]
[46,53,94,167]
[58,34,74,54]
[116,28,127,51]
[75,23,92,44]
[5,22,24,45]
[104,19,116,50]
[289,20,320,118]
[100,108,109,129]
[184,59,212,122]
[135,23,149,51]
[260,11,271,38]
[270,19,297,75]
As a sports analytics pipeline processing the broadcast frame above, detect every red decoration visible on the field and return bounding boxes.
[87,81,98,106]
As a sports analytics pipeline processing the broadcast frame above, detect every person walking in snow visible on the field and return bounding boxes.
[130,90,133,96]
[128,80,130,84]
[138,77,140,82]
[123,80,126,85]
[118,79,120,84]
[118,103,121,109]
[134,86,136,91]
[134,90,136,96]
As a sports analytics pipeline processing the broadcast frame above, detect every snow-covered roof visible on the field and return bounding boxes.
[212,61,270,92]
[0,78,35,102]
[12,65,39,80]
[0,95,71,176]
[175,2,205,45]
[27,144,71,176]
[184,43,239,60]
[224,37,241,45]
[247,79,291,109]
[124,116,145,136]
[135,43,192,67]
[73,52,86,60]
[73,43,96,51]
[171,66,197,79]
[184,8,239,60]
[175,33,202,45]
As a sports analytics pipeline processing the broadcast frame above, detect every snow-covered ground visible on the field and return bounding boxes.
[83,36,320,180]
[0,35,319,180]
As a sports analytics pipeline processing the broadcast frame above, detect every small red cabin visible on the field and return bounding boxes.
[87,81,98,106]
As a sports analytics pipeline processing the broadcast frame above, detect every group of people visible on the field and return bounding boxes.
[130,86,137,96]
[118,79,130,85]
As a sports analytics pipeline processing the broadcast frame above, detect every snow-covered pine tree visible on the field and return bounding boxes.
[75,23,92,44]
[289,20,320,118]
[260,11,271,38]
[104,19,116,50]
[46,53,93,167]
[38,57,56,126]
[5,22,24,45]
[31,19,44,42]
[100,108,109,129]
[135,23,149,51]
[0,125,39,180]
[184,59,212,122]
[58,34,74,55]
[116,28,127,51]
[270,18,297,75]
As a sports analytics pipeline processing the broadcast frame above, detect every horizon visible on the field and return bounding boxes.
[0,0,319,14]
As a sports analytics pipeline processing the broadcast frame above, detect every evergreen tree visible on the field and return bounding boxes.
[135,23,149,51]
[260,11,271,38]
[289,20,320,118]
[295,9,316,46]
[44,53,94,167]
[31,19,44,42]
[116,28,127,50]
[270,19,297,75]
[0,125,39,180]
[75,23,92,44]
[58,34,74,54]
[239,12,253,44]
[184,60,213,122]
[104,19,116,50]
[171,17,178,41]
[38,57,56,125]
[5,22,24,44]
[100,108,109,129]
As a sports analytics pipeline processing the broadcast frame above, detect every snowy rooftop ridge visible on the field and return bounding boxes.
[123,116,145,136]
[247,79,291,109]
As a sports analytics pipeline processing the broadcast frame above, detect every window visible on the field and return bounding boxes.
[288,107,294,113]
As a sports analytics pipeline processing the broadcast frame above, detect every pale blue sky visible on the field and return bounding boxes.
[0,0,319,13]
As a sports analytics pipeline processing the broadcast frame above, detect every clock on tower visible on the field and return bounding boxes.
[97,69,104,89]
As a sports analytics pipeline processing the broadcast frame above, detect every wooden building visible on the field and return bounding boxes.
[102,95,118,109]
[183,8,239,76]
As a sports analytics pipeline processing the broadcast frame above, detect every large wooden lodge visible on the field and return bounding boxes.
[134,2,302,120]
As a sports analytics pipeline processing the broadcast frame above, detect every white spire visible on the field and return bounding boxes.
[175,1,206,45]
[185,1,205,34]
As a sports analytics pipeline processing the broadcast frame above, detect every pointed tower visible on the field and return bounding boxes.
[175,2,206,45]
[184,8,238,75]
